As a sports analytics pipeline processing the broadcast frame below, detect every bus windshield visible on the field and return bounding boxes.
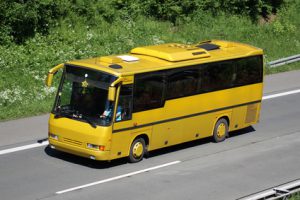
[53,65,117,127]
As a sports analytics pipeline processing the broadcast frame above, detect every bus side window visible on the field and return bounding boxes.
[166,68,199,99]
[220,61,236,87]
[133,72,164,112]
[201,62,235,92]
[246,56,263,83]
[235,56,262,86]
[116,85,133,122]
[202,63,222,92]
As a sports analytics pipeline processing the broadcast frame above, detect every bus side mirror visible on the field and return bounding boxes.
[45,63,64,87]
[45,73,54,87]
[108,86,116,101]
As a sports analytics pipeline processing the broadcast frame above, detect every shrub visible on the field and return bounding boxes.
[0,0,287,44]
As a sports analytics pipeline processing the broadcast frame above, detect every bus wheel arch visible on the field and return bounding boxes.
[213,117,229,143]
[222,116,230,130]
[128,134,149,163]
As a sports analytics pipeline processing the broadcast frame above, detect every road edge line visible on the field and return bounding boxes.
[0,141,49,155]
[262,89,300,100]
[56,160,181,194]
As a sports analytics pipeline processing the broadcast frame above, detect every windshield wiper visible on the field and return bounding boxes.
[54,107,75,119]
[80,115,97,128]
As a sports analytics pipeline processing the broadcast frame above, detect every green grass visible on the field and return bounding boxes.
[0,2,300,121]
[289,192,300,200]
[266,62,300,74]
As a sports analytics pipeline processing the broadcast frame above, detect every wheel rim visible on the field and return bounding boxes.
[217,123,226,138]
[133,142,143,158]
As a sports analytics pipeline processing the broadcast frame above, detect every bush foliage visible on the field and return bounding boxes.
[0,0,288,44]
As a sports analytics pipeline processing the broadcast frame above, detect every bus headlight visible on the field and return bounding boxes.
[87,143,105,151]
[49,133,58,140]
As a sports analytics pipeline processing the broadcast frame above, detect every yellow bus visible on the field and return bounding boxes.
[46,40,263,162]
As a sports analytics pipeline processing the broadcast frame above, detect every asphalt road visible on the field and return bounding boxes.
[0,70,300,200]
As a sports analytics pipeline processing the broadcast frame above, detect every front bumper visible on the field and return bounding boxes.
[49,138,111,161]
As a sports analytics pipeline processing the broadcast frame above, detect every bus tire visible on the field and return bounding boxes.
[213,118,228,143]
[129,137,146,163]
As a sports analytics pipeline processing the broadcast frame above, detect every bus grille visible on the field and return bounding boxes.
[63,138,83,146]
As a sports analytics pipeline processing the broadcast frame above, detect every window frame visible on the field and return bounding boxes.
[115,84,133,122]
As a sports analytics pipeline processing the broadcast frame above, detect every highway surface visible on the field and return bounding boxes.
[0,70,300,200]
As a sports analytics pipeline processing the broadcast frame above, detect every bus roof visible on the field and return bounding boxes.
[67,40,263,77]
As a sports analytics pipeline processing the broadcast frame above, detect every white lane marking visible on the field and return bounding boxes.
[1,88,300,156]
[56,160,181,194]
[0,141,49,155]
[263,89,300,100]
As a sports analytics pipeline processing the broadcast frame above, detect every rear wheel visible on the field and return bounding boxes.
[213,118,228,143]
[129,138,146,163]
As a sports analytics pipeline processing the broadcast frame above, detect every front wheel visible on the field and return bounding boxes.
[213,118,229,143]
[129,138,146,163]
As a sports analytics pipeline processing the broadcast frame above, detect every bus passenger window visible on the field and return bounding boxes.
[134,72,164,112]
[202,64,222,92]
[201,62,235,92]
[235,56,262,86]
[166,68,199,99]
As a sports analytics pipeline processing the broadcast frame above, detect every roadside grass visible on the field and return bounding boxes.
[0,2,299,121]
[266,62,300,74]
[289,192,300,200]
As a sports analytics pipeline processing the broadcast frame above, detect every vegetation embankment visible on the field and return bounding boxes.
[0,0,299,121]
[288,192,300,200]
